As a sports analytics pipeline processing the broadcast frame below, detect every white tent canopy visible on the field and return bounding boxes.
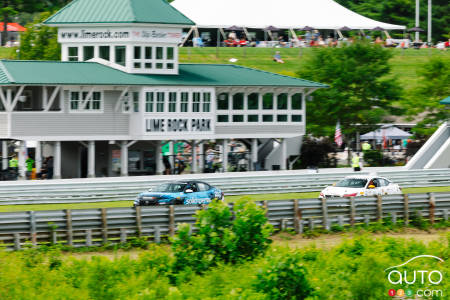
[360,126,412,140]
[171,0,405,30]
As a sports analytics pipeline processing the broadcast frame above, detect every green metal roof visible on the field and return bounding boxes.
[440,96,450,105]
[0,60,327,88]
[44,0,194,26]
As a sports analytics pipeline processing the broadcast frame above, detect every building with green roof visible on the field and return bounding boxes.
[440,96,450,105]
[0,0,326,179]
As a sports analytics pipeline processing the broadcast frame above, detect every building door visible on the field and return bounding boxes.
[80,147,88,178]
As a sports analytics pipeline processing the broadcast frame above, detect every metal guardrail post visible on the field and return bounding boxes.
[338,215,344,227]
[321,197,329,230]
[154,226,161,243]
[101,208,108,244]
[377,195,383,222]
[169,205,175,237]
[443,209,448,222]
[263,201,268,218]
[14,233,21,250]
[403,194,409,226]
[308,218,314,230]
[85,229,92,247]
[29,211,37,246]
[120,228,127,243]
[350,197,356,227]
[391,212,397,224]
[51,230,57,244]
[66,209,73,246]
[428,193,435,225]
[364,215,370,226]
[135,206,142,237]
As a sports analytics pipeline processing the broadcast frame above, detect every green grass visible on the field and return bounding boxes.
[179,47,450,92]
[0,185,448,213]
[0,47,17,59]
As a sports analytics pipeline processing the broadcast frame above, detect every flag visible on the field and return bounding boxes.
[382,129,387,149]
[334,121,343,147]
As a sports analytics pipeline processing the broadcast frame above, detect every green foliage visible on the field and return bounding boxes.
[363,149,384,166]
[18,11,61,60]
[298,136,336,168]
[298,42,402,138]
[171,200,272,274]
[253,249,313,300]
[410,210,430,230]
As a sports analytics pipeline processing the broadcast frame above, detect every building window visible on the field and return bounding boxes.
[156,63,163,69]
[203,92,211,112]
[193,92,201,112]
[218,115,229,122]
[248,115,259,122]
[115,46,126,66]
[248,93,259,110]
[263,93,273,109]
[277,93,288,109]
[69,91,102,111]
[217,93,228,110]
[167,47,174,60]
[181,92,189,112]
[292,93,302,110]
[145,92,154,112]
[99,46,110,61]
[233,115,244,122]
[167,63,174,70]
[233,93,244,110]
[145,47,152,59]
[133,92,139,112]
[83,46,94,61]
[263,115,273,122]
[292,115,302,122]
[68,47,78,61]
[156,47,163,60]
[145,63,152,69]
[156,92,165,112]
[169,92,177,112]
[134,46,141,59]
[277,115,288,122]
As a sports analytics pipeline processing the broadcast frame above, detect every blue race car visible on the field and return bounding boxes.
[134,180,224,206]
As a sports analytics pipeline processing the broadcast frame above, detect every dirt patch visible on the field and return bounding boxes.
[272,228,450,249]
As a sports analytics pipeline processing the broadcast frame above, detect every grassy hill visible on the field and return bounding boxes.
[179,47,450,93]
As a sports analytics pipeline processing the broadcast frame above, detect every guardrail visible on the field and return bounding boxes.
[0,168,449,206]
[1,192,449,250]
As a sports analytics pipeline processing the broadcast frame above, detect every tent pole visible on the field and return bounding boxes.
[180,26,194,47]
[337,30,343,39]
[194,26,200,38]
[289,28,299,47]
[427,0,432,45]
[384,30,391,40]
[415,0,420,42]
[243,27,250,40]
[219,28,227,40]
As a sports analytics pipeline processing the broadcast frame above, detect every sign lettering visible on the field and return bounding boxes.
[145,118,212,133]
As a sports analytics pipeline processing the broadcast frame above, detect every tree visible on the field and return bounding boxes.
[402,56,450,137]
[297,42,402,140]
[18,12,60,60]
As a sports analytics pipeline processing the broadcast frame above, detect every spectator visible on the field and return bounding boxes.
[25,156,34,179]
[228,31,237,40]
[46,156,54,179]
[273,51,284,63]
[225,38,235,47]
[238,37,248,47]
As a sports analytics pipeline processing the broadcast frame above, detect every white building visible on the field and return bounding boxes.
[0,0,326,179]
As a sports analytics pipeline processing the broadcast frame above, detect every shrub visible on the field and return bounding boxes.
[253,249,313,300]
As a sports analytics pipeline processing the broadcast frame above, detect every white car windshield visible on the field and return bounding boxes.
[335,178,368,188]
[153,183,187,193]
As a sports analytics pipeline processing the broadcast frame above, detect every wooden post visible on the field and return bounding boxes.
[154,226,161,244]
[338,215,344,227]
[29,211,37,246]
[263,200,268,218]
[308,218,314,230]
[428,193,436,225]
[101,208,108,244]
[443,209,448,222]
[135,206,142,237]
[293,199,302,233]
[120,228,127,243]
[14,233,21,251]
[403,194,409,226]
[51,230,57,244]
[85,229,92,247]
[280,219,288,231]
[321,197,329,230]
[350,197,356,227]
[391,212,397,224]
[377,195,383,222]
[169,205,175,237]
[66,209,73,246]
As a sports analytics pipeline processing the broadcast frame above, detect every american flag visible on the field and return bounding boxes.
[334,121,343,147]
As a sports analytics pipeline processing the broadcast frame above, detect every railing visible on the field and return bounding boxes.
[0,168,449,206]
[0,192,449,250]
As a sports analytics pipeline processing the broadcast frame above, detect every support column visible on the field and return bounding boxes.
[415,0,420,42]
[2,140,7,170]
[88,141,95,178]
[169,141,175,172]
[252,138,258,171]
[54,141,61,179]
[156,141,164,175]
[222,139,228,172]
[121,141,128,177]
[427,0,432,45]
[35,141,42,174]
[191,140,198,173]
[198,141,204,173]
[18,141,26,180]
[280,139,287,170]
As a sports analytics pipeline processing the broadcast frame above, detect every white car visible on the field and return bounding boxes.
[319,175,402,199]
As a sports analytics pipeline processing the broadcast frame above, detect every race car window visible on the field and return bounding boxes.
[186,183,199,192]
[154,183,186,193]
[197,183,210,191]
[336,179,367,188]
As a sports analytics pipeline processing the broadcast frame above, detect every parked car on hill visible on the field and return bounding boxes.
[134,180,224,206]
[319,175,402,199]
